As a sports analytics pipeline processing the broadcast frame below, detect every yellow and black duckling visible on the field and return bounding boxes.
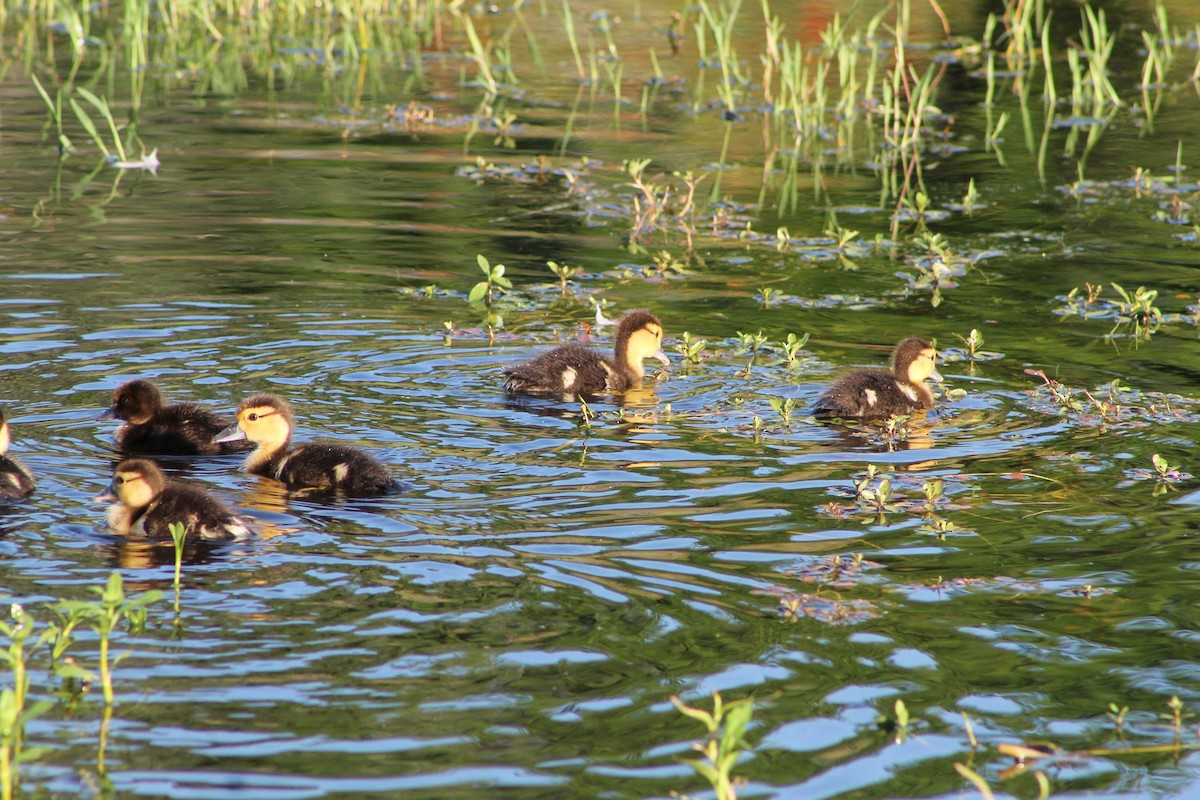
[813,336,942,420]
[0,409,35,502]
[100,379,252,456]
[213,393,401,496]
[503,310,669,395]
[95,458,250,541]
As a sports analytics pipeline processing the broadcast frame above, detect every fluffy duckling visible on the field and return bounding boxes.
[100,379,252,456]
[503,310,669,395]
[0,409,35,502]
[213,393,400,496]
[813,337,941,419]
[95,458,249,541]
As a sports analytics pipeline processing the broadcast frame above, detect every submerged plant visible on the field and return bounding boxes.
[671,692,754,800]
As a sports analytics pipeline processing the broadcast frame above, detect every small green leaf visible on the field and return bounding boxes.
[468,282,488,303]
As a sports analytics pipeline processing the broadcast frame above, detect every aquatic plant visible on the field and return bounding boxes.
[671,692,753,800]
[780,332,809,368]
[546,260,581,293]
[54,573,161,706]
[469,254,512,305]
[675,332,708,365]
[767,396,796,425]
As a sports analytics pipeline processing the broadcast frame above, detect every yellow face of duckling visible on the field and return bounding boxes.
[230,404,292,449]
[905,345,940,384]
[110,464,159,510]
[623,321,669,377]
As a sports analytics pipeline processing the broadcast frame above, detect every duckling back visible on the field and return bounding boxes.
[116,402,252,456]
[813,368,931,420]
[503,346,624,395]
[268,443,402,496]
[133,482,250,541]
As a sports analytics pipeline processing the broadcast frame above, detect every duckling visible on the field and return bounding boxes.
[503,310,669,395]
[0,409,35,502]
[813,336,942,419]
[95,458,249,541]
[100,379,252,456]
[212,393,400,496]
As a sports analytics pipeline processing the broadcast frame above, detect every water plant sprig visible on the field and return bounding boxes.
[469,254,512,304]
[675,332,708,364]
[671,692,754,800]
[546,260,581,292]
[54,573,162,706]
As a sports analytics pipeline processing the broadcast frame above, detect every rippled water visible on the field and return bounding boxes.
[5,1,1200,798]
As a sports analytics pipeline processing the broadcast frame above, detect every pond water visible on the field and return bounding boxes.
[4,0,1200,797]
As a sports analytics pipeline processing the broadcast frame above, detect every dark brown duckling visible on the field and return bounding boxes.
[95,458,250,541]
[100,379,252,456]
[213,393,401,496]
[0,409,35,502]
[813,337,942,419]
[503,310,669,395]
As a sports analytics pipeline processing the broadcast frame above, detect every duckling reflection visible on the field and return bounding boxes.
[817,410,938,454]
[103,537,227,570]
[0,409,35,503]
[503,310,669,396]
[214,393,403,496]
[99,379,251,456]
[813,337,941,420]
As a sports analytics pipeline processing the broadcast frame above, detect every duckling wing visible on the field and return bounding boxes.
[118,403,251,456]
[503,345,624,394]
[0,456,35,502]
[813,369,926,420]
[281,444,400,496]
[140,484,248,541]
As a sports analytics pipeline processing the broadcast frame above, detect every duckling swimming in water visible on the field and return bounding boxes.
[100,379,252,456]
[95,458,249,540]
[503,310,669,395]
[0,409,35,502]
[813,337,941,420]
[213,393,401,496]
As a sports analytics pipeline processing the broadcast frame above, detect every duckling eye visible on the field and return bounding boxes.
[248,413,259,421]
[114,476,125,485]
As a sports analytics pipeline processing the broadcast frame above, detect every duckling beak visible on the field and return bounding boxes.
[97,406,118,421]
[653,348,669,366]
[930,366,944,382]
[93,485,117,503]
[213,422,246,444]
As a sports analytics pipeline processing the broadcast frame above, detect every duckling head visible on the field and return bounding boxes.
[213,393,294,451]
[99,379,164,425]
[892,337,941,385]
[0,408,10,454]
[95,458,165,509]
[614,310,669,377]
